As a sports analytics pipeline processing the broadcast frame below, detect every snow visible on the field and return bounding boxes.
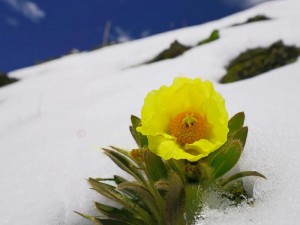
[1,0,300,224]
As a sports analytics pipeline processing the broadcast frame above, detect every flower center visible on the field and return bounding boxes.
[169,112,207,145]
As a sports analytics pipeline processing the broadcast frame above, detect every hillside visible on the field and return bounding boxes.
[1,0,300,224]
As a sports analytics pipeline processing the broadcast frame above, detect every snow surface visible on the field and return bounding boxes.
[1,0,300,224]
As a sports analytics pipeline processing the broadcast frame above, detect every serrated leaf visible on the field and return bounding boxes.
[130,115,148,148]
[118,181,161,224]
[165,172,185,225]
[228,112,245,137]
[219,171,266,187]
[211,140,242,178]
[144,150,168,182]
[94,202,147,225]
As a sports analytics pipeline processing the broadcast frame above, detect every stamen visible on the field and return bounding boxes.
[169,112,207,145]
[182,114,197,128]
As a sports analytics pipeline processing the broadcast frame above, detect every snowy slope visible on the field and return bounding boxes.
[1,0,300,224]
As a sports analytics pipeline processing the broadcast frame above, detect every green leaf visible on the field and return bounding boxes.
[144,150,168,183]
[232,126,248,148]
[154,180,169,195]
[94,178,115,182]
[118,181,161,224]
[184,185,202,225]
[219,171,266,187]
[198,162,215,187]
[88,178,151,222]
[109,146,131,157]
[204,148,221,165]
[165,172,185,225]
[206,126,247,167]
[94,202,147,225]
[130,115,148,148]
[183,162,201,183]
[94,218,132,225]
[89,178,116,191]
[211,140,242,178]
[103,149,145,183]
[228,112,245,137]
[167,159,186,183]
[222,180,249,205]
[131,115,141,128]
[114,175,128,185]
[74,211,96,222]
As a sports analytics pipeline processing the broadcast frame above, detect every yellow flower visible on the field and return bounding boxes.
[137,77,228,162]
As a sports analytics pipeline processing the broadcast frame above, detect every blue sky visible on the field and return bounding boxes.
[0,0,268,72]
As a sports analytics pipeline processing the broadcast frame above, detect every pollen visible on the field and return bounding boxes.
[169,112,208,145]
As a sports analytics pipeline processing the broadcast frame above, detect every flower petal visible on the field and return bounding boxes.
[138,77,229,161]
